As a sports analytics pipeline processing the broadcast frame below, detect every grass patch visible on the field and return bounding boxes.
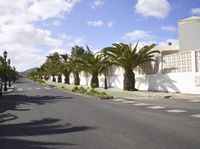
[46,81,113,99]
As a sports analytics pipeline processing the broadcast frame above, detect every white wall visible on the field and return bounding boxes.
[53,64,200,94]
[135,73,200,94]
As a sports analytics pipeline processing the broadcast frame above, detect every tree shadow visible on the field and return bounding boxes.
[136,74,180,93]
[0,94,73,114]
[0,118,97,149]
[0,81,97,148]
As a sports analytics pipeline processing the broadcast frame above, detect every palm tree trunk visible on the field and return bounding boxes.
[57,74,62,83]
[90,73,99,87]
[74,72,80,85]
[64,74,70,84]
[123,69,136,91]
[52,75,56,82]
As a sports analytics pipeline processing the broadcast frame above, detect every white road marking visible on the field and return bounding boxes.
[122,101,135,104]
[190,99,200,102]
[17,88,23,91]
[191,114,200,119]
[133,103,150,106]
[148,106,166,109]
[44,87,51,90]
[166,109,187,113]
[36,87,41,90]
[112,99,127,102]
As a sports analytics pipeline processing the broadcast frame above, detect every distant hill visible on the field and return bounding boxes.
[19,67,39,77]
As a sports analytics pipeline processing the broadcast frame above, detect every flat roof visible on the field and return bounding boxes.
[179,16,200,24]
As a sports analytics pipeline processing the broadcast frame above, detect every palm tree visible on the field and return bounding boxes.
[79,46,105,87]
[70,45,86,85]
[103,43,159,91]
[60,54,72,84]
[44,52,62,82]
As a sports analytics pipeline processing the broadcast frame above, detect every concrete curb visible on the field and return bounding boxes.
[2,87,15,94]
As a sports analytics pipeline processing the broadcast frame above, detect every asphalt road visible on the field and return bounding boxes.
[0,79,200,149]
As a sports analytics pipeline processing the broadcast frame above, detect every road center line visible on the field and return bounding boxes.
[133,103,150,106]
[122,101,135,104]
[112,99,127,102]
[166,109,187,113]
[190,99,200,102]
[148,106,166,109]
[191,114,200,119]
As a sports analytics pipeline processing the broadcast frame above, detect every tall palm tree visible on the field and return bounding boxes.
[79,47,105,87]
[103,43,159,91]
[70,45,86,85]
[44,52,62,82]
[60,54,72,84]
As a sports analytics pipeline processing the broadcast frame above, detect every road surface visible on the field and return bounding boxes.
[0,79,200,149]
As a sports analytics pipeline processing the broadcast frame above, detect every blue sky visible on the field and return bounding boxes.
[0,0,199,71]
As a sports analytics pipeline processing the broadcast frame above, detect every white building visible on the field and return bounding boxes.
[55,17,200,94]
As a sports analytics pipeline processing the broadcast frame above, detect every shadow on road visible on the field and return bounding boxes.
[0,94,97,148]
[0,94,73,115]
[0,118,97,149]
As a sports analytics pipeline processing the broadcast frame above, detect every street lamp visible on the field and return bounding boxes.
[8,59,11,87]
[3,51,8,91]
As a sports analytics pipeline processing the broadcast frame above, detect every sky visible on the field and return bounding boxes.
[0,0,199,71]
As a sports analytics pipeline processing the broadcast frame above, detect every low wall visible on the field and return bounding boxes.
[135,73,200,94]
[50,72,200,94]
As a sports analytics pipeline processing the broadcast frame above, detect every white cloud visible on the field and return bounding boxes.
[135,0,171,19]
[87,20,104,27]
[91,0,104,9]
[53,20,61,26]
[0,23,62,47]
[48,49,67,54]
[28,0,80,21]
[161,25,177,32]
[65,37,86,48]
[107,21,114,28]
[191,8,200,15]
[0,0,79,71]
[124,30,155,42]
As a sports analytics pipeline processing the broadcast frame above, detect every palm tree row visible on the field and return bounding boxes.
[35,42,159,91]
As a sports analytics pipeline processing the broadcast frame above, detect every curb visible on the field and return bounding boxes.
[2,87,15,94]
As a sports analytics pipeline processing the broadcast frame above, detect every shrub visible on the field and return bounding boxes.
[91,83,97,89]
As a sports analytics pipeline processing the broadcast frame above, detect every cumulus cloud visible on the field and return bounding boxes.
[65,37,86,48]
[123,30,155,42]
[107,21,114,28]
[48,49,67,55]
[87,20,104,27]
[161,25,177,32]
[135,0,171,19]
[191,8,200,15]
[0,0,80,71]
[91,0,104,9]
[87,20,114,28]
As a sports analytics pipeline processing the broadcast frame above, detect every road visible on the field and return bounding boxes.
[0,79,200,149]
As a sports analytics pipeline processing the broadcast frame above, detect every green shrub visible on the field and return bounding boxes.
[72,86,79,92]
[91,83,97,89]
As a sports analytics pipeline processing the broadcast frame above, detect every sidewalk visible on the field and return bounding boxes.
[96,88,200,100]
[45,81,200,100]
